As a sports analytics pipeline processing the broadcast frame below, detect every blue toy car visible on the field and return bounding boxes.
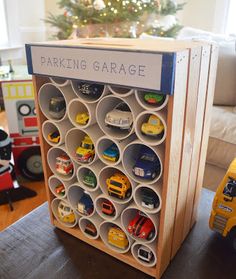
[77,193,94,216]
[132,147,160,180]
[102,143,119,162]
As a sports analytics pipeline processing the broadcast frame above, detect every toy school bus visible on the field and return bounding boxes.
[209,158,236,248]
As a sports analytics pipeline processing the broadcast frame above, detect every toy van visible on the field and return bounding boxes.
[209,158,236,248]
[58,201,75,224]
[56,154,73,175]
[106,173,131,199]
[138,245,154,263]
[108,227,128,250]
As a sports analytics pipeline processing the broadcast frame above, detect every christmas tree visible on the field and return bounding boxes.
[45,0,185,40]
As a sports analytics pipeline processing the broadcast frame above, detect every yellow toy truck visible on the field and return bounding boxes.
[209,158,236,249]
[108,227,128,250]
[106,173,131,199]
[76,135,95,163]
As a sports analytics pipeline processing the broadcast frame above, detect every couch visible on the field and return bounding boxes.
[178,27,236,191]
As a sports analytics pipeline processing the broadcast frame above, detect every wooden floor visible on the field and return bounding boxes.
[0,111,47,232]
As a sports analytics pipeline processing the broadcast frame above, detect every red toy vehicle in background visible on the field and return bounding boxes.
[56,154,73,175]
[127,211,155,240]
[102,200,115,216]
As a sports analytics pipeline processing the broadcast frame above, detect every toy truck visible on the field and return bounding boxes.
[108,227,128,250]
[56,154,73,175]
[209,158,236,249]
[106,173,131,199]
[76,135,95,163]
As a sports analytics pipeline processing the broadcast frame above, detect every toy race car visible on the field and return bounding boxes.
[127,211,155,240]
[78,193,94,216]
[83,170,97,188]
[132,147,160,180]
[77,82,104,98]
[102,143,119,162]
[56,154,73,176]
[141,188,160,210]
[141,115,164,137]
[138,245,154,263]
[84,223,97,237]
[102,200,115,216]
[49,96,66,119]
[48,130,60,143]
[106,172,131,199]
[55,184,65,197]
[108,227,128,250]
[76,135,95,163]
[105,102,132,130]
[143,92,165,106]
[75,112,89,125]
[58,201,75,224]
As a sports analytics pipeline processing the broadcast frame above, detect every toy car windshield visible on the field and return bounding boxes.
[81,143,92,149]
[110,180,122,188]
[115,102,130,112]
[223,178,236,197]
[51,131,59,137]
[140,154,156,162]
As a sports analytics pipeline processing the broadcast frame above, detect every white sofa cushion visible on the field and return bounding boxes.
[207,106,236,169]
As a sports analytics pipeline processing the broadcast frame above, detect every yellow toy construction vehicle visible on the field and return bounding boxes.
[106,172,131,199]
[209,158,236,249]
[76,135,95,163]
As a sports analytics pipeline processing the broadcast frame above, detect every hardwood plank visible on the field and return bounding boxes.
[190,44,219,227]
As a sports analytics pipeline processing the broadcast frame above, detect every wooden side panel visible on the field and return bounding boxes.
[182,45,211,239]
[157,50,189,278]
[171,47,202,257]
[33,76,54,223]
[191,44,219,227]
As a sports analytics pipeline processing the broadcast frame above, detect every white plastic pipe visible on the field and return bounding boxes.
[108,85,134,97]
[131,241,157,267]
[79,213,103,240]
[49,77,70,87]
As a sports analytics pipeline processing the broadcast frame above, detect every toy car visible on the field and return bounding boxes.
[55,184,65,197]
[75,112,89,125]
[48,130,60,143]
[76,135,95,163]
[106,172,131,199]
[132,147,160,180]
[84,223,97,237]
[105,102,132,130]
[78,193,94,216]
[102,200,115,216]
[83,170,97,188]
[102,143,119,162]
[127,211,155,240]
[141,188,160,210]
[77,82,104,98]
[58,201,75,224]
[143,92,165,106]
[108,227,128,250]
[138,246,154,263]
[56,154,73,175]
[49,96,66,119]
[141,115,164,137]
[209,158,236,249]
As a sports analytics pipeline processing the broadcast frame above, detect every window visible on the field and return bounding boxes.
[0,0,8,46]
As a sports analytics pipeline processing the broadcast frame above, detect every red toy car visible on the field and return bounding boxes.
[102,200,115,216]
[56,154,73,175]
[127,211,155,240]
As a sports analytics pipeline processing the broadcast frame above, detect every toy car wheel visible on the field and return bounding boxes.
[147,230,155,241]
[125,189,132,198]
[18,146,44,181]
[151,172,157,180]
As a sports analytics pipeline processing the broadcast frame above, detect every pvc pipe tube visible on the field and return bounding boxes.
[95,194,127,221]
[108,85,134,97]
[121,202,159,244]
[133,183,162,214]
[135,90,169,112]
[96,134,136,166]
[96,95,142,140]
[42,119,73,147]
[98,164,137,205]
[134,110,167,146]
[131,241,157,267]
[47,145,77,182]
[77,160,105,192]
[48,175,75,199]
[122,140,164,185]
[68,98,97,129]
[71,81,109,104]
[67,184,99,217]
[38,83,76,122]
[49,77,70,87]
[99,218,133,254]
[51,198,78,228]
[79,213,103,240]
[65,126,103,166]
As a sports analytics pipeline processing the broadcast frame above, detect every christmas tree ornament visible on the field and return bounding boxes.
[93,0,106,10]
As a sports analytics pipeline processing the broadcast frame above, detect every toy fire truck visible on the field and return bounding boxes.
[56,154,73,176]
[1,80,43,181]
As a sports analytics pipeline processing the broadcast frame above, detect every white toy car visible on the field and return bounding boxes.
[138,245,154,263]
[105,102,132,130]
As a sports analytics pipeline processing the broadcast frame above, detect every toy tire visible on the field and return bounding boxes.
[151,172,157,180]
[147,230,155,241]
[125,189,132,198]
[18,146,44,181]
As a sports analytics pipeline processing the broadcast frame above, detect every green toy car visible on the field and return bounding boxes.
[144,93,165,106]
[83,170,97,188]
